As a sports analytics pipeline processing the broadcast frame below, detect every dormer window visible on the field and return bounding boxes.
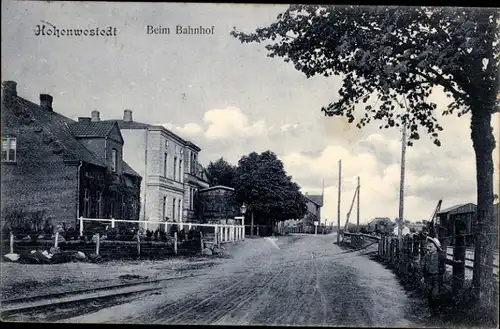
[111,148,118,172]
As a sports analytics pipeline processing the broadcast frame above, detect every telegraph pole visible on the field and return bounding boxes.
[337,160,342,243]
[398,124,407,247]
[357,176,360,226]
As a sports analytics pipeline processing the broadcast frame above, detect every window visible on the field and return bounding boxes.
[191,153,197,174]
[190,188,193,210]
[179,159,183,182]
[2,137,16,162]
[121,195,126,219]
[131,198,137,219]
[111,149,118,172]
[109,197,115,218]
[163,153,168,177]
[172,198,176,221]
[178,199,182,222]
[96,191,102,218]
[173,157,177,180]
[162,196,167,221]
[83,189,90,218]
[165,140,169,148]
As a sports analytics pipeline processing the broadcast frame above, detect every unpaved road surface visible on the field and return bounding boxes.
[58,234,429,326]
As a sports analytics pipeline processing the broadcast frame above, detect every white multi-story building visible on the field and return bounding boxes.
[102,109,209,229]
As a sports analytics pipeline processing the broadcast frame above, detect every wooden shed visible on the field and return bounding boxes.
[436,203,476,246]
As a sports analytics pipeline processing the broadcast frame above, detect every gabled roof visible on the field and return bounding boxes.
[199,185,235,193]
[103,119,201,151]
[7,96,140,178]
[122,161,141,178]
[306,194,324,207]
[438,203,476,215]
[368,217,393,226]
[69,121,121,140]
[14,97,105,167]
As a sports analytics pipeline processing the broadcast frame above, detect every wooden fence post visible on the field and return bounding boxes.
[137,231,141,258]
[79,216,84,236]
[54,232,59,248]
[96,234,100,255]
[437,227,448,293]
[10,232,14,254]
[111,217,115,229]
[200,231,204,252]
[452,217,466,294]
[174,232,178,255]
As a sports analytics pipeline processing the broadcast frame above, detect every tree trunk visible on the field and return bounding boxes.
[470,109,496,307]
[250,211,254,237]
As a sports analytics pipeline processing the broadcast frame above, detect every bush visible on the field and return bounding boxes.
[63,227,79,240]
[105,228,119,241]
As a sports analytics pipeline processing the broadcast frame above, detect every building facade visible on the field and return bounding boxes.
[302,193,323,230]
[1,81,142,231]
[101,110,209,230]
[195,185,239,223]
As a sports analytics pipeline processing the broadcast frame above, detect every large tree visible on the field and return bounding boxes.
[232,5,498,307]
[234,151,307,235]
[206,157,237,188]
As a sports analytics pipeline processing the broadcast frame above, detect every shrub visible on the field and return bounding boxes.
[159,230,167,242]
[105,228,118,241]
[64,227,79,241]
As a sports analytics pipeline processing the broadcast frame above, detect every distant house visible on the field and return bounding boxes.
[407,222,426,233]
[367,217,394,234]
[302,193,323,230]
[196,185,239,224]
[1,81,142,230]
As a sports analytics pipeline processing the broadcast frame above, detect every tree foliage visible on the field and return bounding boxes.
[234,151,308,225]
[232,6,499,146]
[206,157,237,188]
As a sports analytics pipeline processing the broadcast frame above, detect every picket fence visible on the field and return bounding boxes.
[78,217,245,244]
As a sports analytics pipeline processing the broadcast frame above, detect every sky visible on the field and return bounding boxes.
[2,1,499,224]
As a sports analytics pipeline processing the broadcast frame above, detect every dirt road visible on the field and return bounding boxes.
[61,234,429,326]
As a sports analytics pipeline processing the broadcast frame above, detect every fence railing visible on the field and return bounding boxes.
[78,217,245,244]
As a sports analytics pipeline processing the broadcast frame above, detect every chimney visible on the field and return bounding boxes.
[40,94,53,111]
[2,81,17,104]
[91,110,100,122]
[78,117,91,123]
[123,109,133,122]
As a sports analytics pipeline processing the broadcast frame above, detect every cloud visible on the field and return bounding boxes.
[203,106,269,140]
[280,123,299,132]
[281,120,500,224]
[175,123,204,137]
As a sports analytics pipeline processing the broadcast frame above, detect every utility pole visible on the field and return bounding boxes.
[337,159,342,244]
[357,176,360,226]
[398,124,407,248]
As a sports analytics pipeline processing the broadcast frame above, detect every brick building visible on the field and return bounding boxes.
[1,81,142,230]
[98,110,209,230]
